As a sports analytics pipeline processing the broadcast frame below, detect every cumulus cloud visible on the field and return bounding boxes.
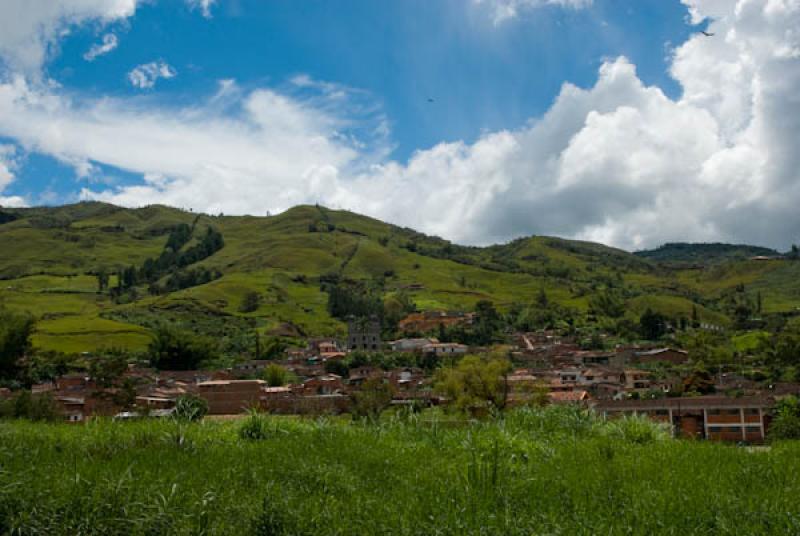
[128,62,177,89]
[0,75,381,216]
[0,145,17,191]
[186,0,217,19]
[0,0,139,77]
[475,0,593,25]
[0,0,799,250]
[0,144,26,207]
[83,33,119,61]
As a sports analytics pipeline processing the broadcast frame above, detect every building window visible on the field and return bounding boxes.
[744,408,760,416]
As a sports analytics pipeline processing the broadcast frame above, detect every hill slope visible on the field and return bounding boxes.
[635,242,781,266]
[1,202,798,354]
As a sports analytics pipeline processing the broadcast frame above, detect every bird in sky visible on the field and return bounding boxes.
[701,30,715,37]
[427,98,434,103]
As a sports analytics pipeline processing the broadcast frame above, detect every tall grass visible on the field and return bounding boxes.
[1,407,799,535]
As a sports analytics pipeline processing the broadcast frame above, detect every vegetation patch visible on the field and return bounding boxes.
[1,410,800,534]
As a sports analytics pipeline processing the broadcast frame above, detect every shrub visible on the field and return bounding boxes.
[252,496,300,535]
[351,378,394,421]
[0,391,60,421]
[239,291,261,313]
[173,394,208,422]
[239,410,271,440]
[602,415,671,444]
[505,405,598,438]
[262,364,290,387]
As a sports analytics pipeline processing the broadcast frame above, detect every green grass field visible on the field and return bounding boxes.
[3,202,800,354]
[1,408,799,535]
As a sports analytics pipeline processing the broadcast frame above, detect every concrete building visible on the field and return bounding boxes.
[594,396,773,442]
[421,342,468,356]
[388,338,439,352]
[347,315,382,351]
[197,379,266,415]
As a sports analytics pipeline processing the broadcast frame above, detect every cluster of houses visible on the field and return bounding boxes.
[507,331,787,442]
[2,339,436,421]
[3,312,797,444]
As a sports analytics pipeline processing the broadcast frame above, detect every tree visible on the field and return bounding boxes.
[589,290,625,318]
[683,364,715,395]
[0,308,35,380]
[733,302,753,326]
[639,308,668,340]
[88,351,128,388]
[351,377,394,421]
[325,282,383,320]
[536,287,549,308]
[0,391,59,421]
[324,359,349,376]
[758,326,800,369]
[383,291,416,334]
[524,379,550,408]
[586,332,604,350]
[96,269,109,292]
[239,291,261,313]
[474,300,501,345]
[768,395,800,441]
[148,325,216,370]
[261,337,288,360]
[683,331,732,369]
[434,354,512,415]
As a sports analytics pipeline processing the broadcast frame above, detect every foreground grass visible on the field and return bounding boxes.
[1,409,799,535]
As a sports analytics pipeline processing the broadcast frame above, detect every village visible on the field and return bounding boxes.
[4,309,795,444]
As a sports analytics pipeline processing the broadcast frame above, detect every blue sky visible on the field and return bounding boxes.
[4,0,694,205]
[0,0,797,250]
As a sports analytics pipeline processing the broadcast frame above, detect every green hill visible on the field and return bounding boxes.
[1,202,799,354]
[635,242,781,266]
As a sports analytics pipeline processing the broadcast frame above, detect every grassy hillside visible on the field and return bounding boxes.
[2,410,800,535]
[636,242,781,266]
[2,202,799,354]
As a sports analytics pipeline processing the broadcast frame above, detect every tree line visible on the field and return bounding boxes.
[107,224,224,299]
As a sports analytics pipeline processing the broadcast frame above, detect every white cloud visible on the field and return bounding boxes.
[83,33,119,61]
[128,62,177,89]
[186,0,217,19]
[0,145,17,191]
[0,0,139,77]
[0,75,378,216]
[0,0,799,250]
[0,144,26,207]
[0,195,27,208]
[475,0,593,25]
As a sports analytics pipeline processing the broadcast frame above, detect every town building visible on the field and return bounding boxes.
[388,338,439,352]
[197,379,266,415]
[632,348,689,365]
[347,315,382,351]
[422,342,469,356]
[593,396,773,442]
